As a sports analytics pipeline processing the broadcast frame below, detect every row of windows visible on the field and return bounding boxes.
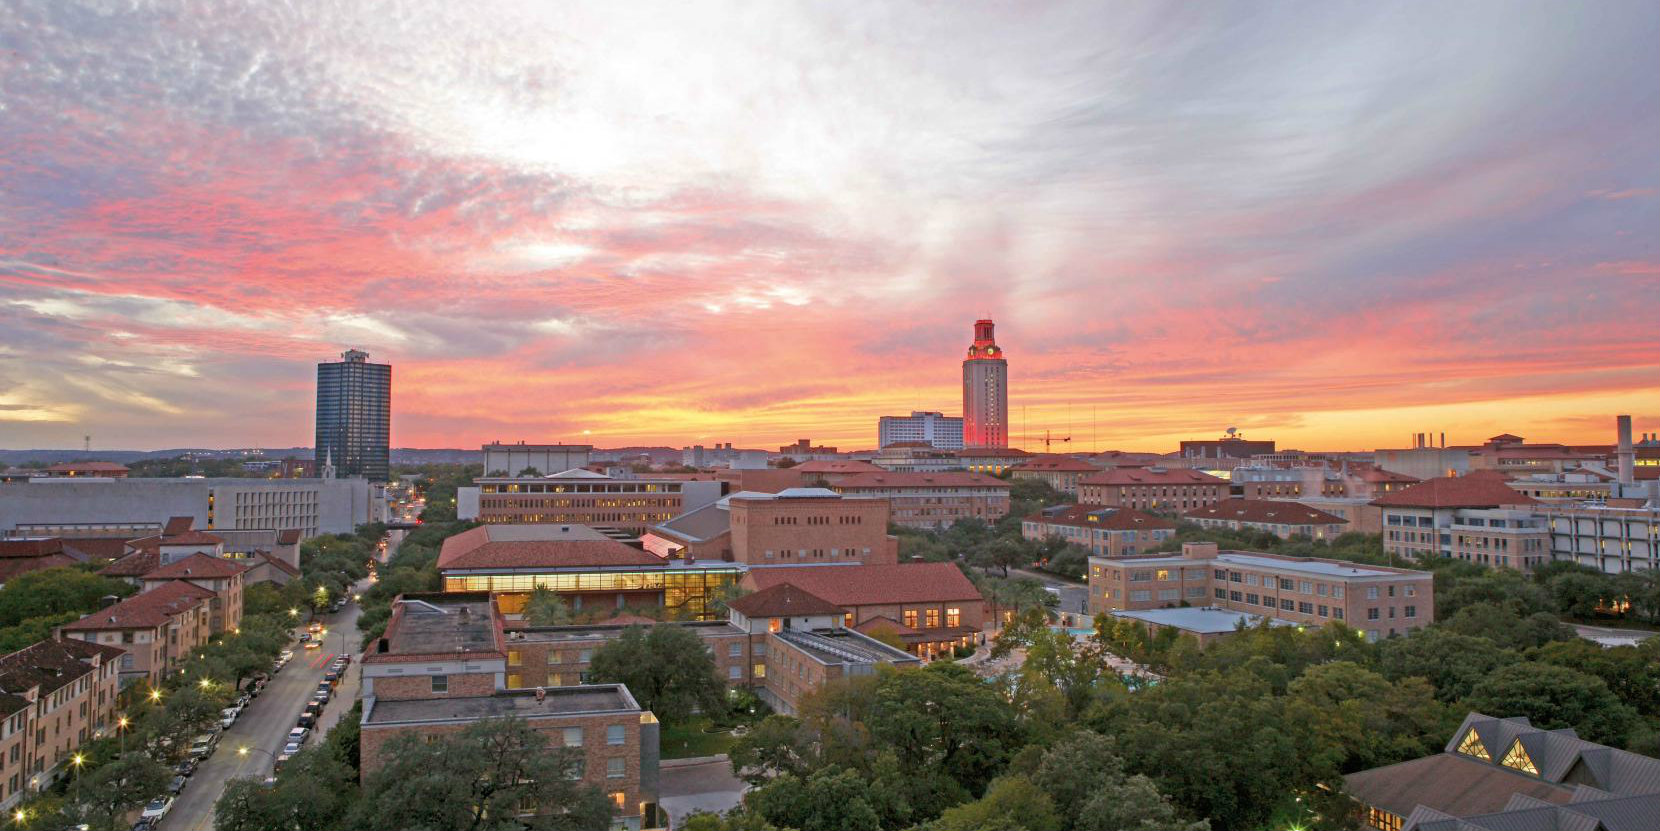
[1216,589,1349,620]
[480,483,683,494]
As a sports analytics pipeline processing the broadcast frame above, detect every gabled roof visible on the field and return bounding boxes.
[61,581,213,631]
[728,583,845,618]
[163,516,195,535]
[0,638,121,698]
[1184,499,1348,526]
[650,502,732,544]
[1079,468,1227,486]
[57,537,130,562]
[1372,474,1541,509]
[437,525,663,571]
[143,552,249,580]
[0,538,69,559]
[100,547,162,578]
[794,460,884,475]
[256,552,301,578]
[158,530,225,547]
[831,471,1008,489]
[743,563,983,606]
[275,529,303,545]
[1024,504,1177,532]
[1012,454,1102,473]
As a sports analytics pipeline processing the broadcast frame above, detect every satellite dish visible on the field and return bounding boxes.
[1225,427,1237,436]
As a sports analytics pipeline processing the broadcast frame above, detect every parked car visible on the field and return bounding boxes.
[276,742,300,765]
[140,797,174,820]
[324,669,340,684]
[236,692,252,708]
[297,632,311,643]
[131,819,153,831]
[314,684,331,704]
[220,708,239,729]
[188,734,216,759]
[287,726,310,745]
[167,775,187,795]
[174,758,198,777]
[307,621,323,634]
[296,705,319,728]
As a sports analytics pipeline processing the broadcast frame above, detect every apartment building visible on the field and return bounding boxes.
[1020,504,1176,558]
[0,476,381,539]
[359,595,657,830]
[871,443,965,473]
[1183,499,1349,540]
[646,488,901,566]
[60,581,214,686]
[1541,497,1660,574]
[725,583,922,713]
[0,638,125,809]
[1077,468,1227,513]
[1088,542,1434,641]
[459,470,723,533]
[956,447,1032,477]
[829,472,1010,529]
[1009,455,1103,496]
[877,411,965,451]
[741,563,986,660]
[438,524,742,621]
[138,553,247,634]
[1373,474,1549,572]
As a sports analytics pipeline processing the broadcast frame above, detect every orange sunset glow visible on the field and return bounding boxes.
[2,2,1656,452]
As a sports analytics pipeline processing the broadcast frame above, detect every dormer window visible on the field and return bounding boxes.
[1456,729,1490,761]
[1500,740,1538,775]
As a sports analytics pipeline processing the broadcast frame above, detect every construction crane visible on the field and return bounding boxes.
[1024,430,1072,450]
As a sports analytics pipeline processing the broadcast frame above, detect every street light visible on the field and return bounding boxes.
[70,752,85,806]
[12,808,26,827]
[118,715,131,754]
[149,688,163,703]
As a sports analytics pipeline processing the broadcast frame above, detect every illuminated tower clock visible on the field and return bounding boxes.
[962,319,1008,448]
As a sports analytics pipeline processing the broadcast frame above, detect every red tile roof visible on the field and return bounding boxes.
[100,548,161,578]
[62,581,212,631]
[743,563,984,606]
[256,552,301,578]
[728,583,846,618]
[0,538,67,559]
[1012,454,1102,473]
[57,537,133,562]
[143,552,249,580]
[795,460,885,474]
[163,516,195,535]
[158,531,225,547]
[437,526,664,571]
[832,471,1009,489]
[1371,474,1541,509]
[1356,467,1420,484]
[1080,468,1227,487]
[1185,499,1348,526]
[1024,504,1178,531]
[275,529,302,546]
[853,615,920,637]
[0,638,122,698]
[0,552,80,584]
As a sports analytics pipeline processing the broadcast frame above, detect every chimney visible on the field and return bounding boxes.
[1439,432,1445,448]
[535,686,547,702]
[100,595,120,609]
[1617,415,1635,486]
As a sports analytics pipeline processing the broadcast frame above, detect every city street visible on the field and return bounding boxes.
[159,599,364,831]
[1009,567,1091,621]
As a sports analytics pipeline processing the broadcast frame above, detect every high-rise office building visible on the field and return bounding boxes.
[962,319,1008,448]
[878,411,965,450]
[315,349,391,482]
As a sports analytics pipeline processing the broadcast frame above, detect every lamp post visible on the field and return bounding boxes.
[12,808,27,828]
[149,688,163,704]
[70,753,85,808]
[117,715,131,755]
[237,745,279,775]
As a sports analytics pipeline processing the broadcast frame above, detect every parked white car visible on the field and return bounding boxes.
[141,796,174,820]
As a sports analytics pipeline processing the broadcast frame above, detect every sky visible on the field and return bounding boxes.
[1,1,1657,454]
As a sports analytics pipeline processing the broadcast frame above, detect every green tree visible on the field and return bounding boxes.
[349,718,612,831]
[523,586,572,626]
[1528,639,1660,717]
[729,715,817,787]
[0,567,135,627]
[864,663,1023,797]
[1284,661,1451,773]
[1444,603,1572,650]
[1076,775,1208,831]
[215,744,359,831]
[928,775,1060,831]
[1549,571,1615,619]
[73,752,170,830]
[748,767,882,831]
[587,624,725,725]
[1465,661,1638,746]
[1377,628,1519,702]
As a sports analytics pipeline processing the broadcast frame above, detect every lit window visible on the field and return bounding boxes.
[768,618,782,633]
[1155,569,1170,581]
[946,607,961,627]
[1500,740,1538,775]
[753,663,766,678]
[508,650,522,667]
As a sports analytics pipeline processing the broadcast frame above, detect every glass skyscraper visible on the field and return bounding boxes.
[315,349,391,482]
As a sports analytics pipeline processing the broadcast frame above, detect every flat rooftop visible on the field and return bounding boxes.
[513,621,745,645]
[382,597,498,657]
[1092,550,1426,581]
[1112,607,1297,635]
[774,628,919,665]
[366,685,638,724]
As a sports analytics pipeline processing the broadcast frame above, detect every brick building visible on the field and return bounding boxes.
[642,489,899,567]
[0,638,125,808]
[138,553,247,634]
[460,469,724,533]
[1009,455,1103,496]
[438,524,742,621]
[1088,542,1434,642]
[830,472,1010,529]
[741,563,986,659]
[1020,504,1176,558]
[1183,499,1349,540]
[1077,468,1227,513]
[1373,474,1549,572]
[0,538,87,587]
[359,595,658,830]
[725,583,921,712]
[60,581,214,686]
